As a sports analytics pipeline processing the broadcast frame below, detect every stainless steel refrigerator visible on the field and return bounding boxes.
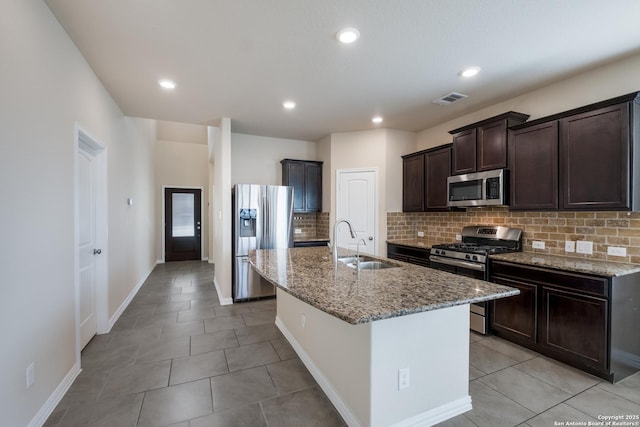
[232,184,294,301]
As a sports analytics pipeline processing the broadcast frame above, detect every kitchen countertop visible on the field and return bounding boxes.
[490,252,640,277]
[249,246,519,324]
[386,238,441,249]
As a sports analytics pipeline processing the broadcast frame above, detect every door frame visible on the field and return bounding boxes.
[73,123,109,363]
[161,185,205,263]
[335,167,379,255]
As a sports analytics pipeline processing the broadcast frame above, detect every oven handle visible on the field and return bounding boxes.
[429,255,486,272]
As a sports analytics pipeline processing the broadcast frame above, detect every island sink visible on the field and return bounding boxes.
[337,255,399,270]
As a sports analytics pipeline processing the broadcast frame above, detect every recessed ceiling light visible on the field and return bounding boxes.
[459,67,481,78]
[336,28,360,44]
[372,116,383,124]
[283,101,296,110]
[158,79,176,89]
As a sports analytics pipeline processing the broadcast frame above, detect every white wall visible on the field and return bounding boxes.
[384,129,418,212]
[230,133,316,185]
[155,139,209,261]
[417,52,640,150]
[0,2,157,426]
[317,129,416,256]
[210,120,233,303]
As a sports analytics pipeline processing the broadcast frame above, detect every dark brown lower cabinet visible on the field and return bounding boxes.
[387,243,430,267]
[490,276,537,345]
[540,287,608,371]
[490,260,640,382]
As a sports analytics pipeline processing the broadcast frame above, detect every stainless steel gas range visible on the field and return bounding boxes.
[429,225,523,334]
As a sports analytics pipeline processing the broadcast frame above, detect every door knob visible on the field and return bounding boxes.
[93,249,102,255]
[368,236,373,241]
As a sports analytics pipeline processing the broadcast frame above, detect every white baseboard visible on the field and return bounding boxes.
[275,317,363,427]
[107,261,156,332]
[390,396,472,427]
[156,259,164,264]
[28,363,81,427]
[214,277,233,305]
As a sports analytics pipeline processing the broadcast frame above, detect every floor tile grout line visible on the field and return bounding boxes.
[520,382,602,425]
[509,356,602,395]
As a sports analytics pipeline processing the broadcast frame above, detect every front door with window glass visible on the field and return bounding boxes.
[165,188,202,262]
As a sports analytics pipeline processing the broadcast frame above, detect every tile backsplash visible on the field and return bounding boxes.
[293,212,330,240]
[387,208,640,264]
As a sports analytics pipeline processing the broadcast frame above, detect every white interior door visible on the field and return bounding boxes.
[336,169,377,255]
[78,150,98,349]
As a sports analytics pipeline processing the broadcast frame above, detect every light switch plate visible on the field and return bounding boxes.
[532,241,545,249]
[565,241,575,253]
[576,240,593,255]
[417,231,425,237]
[608,246,627,257]
[294,228,302,234]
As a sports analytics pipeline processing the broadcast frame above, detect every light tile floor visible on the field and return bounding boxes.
[44,261,640,426]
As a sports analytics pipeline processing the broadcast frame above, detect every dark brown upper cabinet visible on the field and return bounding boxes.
[425,145,452,210]
[402,152,425,212]
[508,91,640,211]
[281,159,323,213]
[509,121,559,211]
[450,112,530,175]
[402,144,452,212]
[560,103,634,210]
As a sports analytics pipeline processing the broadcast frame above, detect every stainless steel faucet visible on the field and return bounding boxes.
[355,238,367,270]
[332,218,357,263]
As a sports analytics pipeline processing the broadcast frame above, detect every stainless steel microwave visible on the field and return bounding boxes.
[447,169,508,207]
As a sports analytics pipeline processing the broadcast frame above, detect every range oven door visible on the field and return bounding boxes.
[428,255,486,280]
[429,255,488,334]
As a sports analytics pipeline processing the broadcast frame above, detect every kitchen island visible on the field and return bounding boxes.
[249,247,519,427]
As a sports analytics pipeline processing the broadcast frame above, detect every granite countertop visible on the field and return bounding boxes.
[249,247,519,325]
[490,252,640,277]
[386,238,442,249]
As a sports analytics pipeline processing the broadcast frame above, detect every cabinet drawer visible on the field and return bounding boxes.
[491,261,608,297]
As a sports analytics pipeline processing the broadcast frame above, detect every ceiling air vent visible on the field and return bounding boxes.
[432,92,468,106]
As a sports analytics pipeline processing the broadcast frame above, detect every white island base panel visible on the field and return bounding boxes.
[275,289,472,427]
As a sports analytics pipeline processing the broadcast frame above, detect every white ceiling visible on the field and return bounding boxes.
[45,0,640,141]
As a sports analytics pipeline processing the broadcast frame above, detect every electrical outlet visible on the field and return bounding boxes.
[294,228,302,234]
[300,314,306,329]
[26,363,35,389]
[576,240,593,255]
[398,368,410,390]
[532,241,545,250]
[565,241,575,253]
[417,231,425,238]
[608,246,627,257]
[456,234,462,241]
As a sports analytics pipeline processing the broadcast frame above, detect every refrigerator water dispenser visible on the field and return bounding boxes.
[239,208,257,237]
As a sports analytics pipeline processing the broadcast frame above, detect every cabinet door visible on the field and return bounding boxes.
[304,162,322,212]
[285,161,306,212]
[452,129,477,174]
[478,120,508,171]
[560,103,631,210]
[402,154,425,211]
[490,276,538,345]
[425,147,451,210]
[540,287,608,370]
[510,122,559,210]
